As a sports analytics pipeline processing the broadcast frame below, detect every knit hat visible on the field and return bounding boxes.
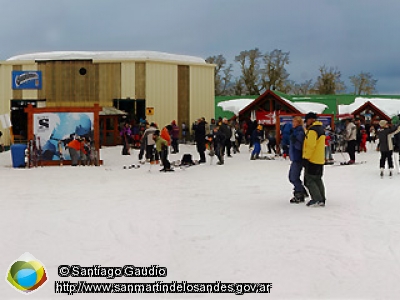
[305,112,318,121]
[379,120,388,127]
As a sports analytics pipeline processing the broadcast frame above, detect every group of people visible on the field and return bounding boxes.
[287,112,400,207]
[120,120,181,172]
[67,136,94,166]
[192,117,245,165]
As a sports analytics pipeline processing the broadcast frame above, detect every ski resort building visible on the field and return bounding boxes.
[0,51,215,146]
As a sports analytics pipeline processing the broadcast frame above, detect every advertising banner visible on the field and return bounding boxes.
[12,71,42,89]
[279,115,333,128]
[33,112,94,161]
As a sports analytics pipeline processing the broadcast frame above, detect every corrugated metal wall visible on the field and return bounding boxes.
[121,62,136,98]
[0,64,13,144]
[190,65,215,124]
[22,63,38,100]
[146,62,178,128]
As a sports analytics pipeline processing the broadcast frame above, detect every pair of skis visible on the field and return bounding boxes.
[25,136,42,168]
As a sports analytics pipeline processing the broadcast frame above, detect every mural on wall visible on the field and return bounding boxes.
[12,71,42,90]
[33,112,94,161]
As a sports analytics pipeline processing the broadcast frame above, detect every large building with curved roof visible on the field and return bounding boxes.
[0,51,215,145]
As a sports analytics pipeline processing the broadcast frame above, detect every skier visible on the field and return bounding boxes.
[344,117,357,164]
[250,125,263,160]
[193,117,207,163]
[281,121,292,159]
[67,137,83,166]
[140,122,158,163]
[209,126,226,165]
[288,116,307,203]
[120,122,132,155]
[170,120,180,153]
[220,118,232,157]
[302,112,326,207]
[153,130,173,172]
[377,120,400,177]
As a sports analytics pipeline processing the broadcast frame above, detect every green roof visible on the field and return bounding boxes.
[215,92,400,119]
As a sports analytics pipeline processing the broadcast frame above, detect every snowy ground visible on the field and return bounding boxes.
[1,143,400,299]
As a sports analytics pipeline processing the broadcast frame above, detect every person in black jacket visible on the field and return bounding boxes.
[209,126,226,165]
[219,118,232,157]
[377,120,400,177]
[193,117,207,163]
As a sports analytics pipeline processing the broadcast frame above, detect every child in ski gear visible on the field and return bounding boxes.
[288,116,307,203]
[251,125,263,160]
[153,130,173,172]
[324,128,334,164]
[303,112,326,207]
[360,129,368,152]
[377,120,400,177]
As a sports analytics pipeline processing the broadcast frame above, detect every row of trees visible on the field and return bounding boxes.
[206,48,378,96]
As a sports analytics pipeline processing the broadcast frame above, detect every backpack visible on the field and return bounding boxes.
[181,154,195,165]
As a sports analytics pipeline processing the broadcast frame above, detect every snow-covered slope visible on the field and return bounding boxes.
[1,144,399,299]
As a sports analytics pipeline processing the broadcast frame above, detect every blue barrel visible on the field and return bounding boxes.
[11,144,27,168]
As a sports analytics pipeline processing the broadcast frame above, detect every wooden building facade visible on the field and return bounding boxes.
[0,51,215,146]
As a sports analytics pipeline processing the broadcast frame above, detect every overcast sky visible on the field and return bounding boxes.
[1,0,399,94]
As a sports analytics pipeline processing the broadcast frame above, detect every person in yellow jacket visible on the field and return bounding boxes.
[302,112,326,207]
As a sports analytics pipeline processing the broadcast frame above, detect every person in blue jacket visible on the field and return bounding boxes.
[288,116,307,203]
[281,121,292,159]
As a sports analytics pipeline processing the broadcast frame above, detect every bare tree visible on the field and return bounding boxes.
[231,77,245,96]
[314,65,346,94]
[260,49,290,91]
[206,55,232,96]
[293,79,314,95]
[234,48,262,95]
[349,72,378,95]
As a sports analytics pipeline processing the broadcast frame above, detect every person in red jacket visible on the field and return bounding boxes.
[68,137,83,166]
[160,125,172,146]
[359,129,368,152]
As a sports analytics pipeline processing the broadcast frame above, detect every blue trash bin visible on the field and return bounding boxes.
[11,144,27,168]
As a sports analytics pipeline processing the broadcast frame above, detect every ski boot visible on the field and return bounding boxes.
[290,192,305,204]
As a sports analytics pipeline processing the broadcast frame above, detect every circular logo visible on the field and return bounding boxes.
[6,252,48,294]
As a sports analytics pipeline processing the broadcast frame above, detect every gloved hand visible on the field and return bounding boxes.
[302,159,309,168]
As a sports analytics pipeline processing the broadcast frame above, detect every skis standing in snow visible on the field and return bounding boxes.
[377,120,400,177]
